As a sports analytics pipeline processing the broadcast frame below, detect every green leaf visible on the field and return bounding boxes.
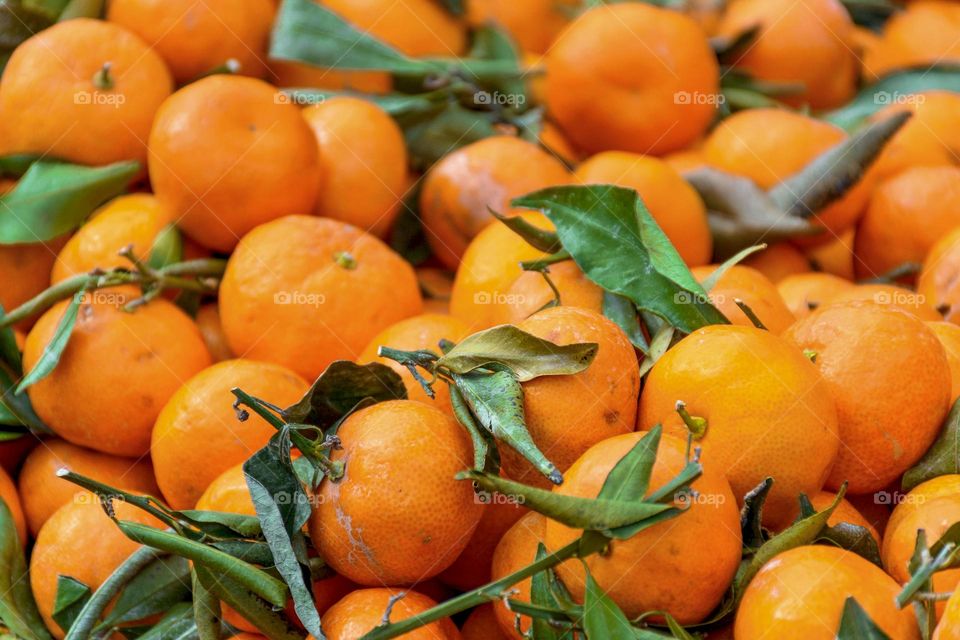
[190,566,220,640]
[399,101,499,171]
[701,244,767,292]
[21,0,68,19]
[243,432,320,638]
[449,385,497,473]
[684,168,821,260]
[115,521,288,608]
[837,597,892,639]
[52,576,91,634]
[602,292,648,353]
[768,112,911,219]
[176,510,261,539]
[491,210,561,253]
[147,224,183,270]
[530,545,565,640]
[281,360,406,427]
[455,369,561,484]
[0,366,49,433]
[818,521,883,567]
[459,470,675,532]
[97,556,191,628]
[581,567,635,640]
[16,289,83,393]
[0,154,42,178]
[824,65,960,131]
[0,305,22,375]
[0,496,53,639]
[513,186,728,333]
[903,397,960,491]
[389,185,431,266]
[637,325,674,379]
[596,426,661,503]
[0,160,138,244]
[438,324,597,381]
[133,603,196,640]
[269,0,431,74]
[191,565,302,640]
[57,0,104,20]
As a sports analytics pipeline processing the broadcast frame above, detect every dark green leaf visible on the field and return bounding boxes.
[455,369,561,484]
[449,384,497,473]
[529,545,565,640]
[176,510,261,539]
[281,360,406,427]
[0,497,52,639]
[147,224,183,270]
[0,310,21,378]
[16,289,82,393]
[818,521,883,567]
[439,324,597,381]
[243,433,320,638]
[903,398,960,491]
[581,568,635,640]
[133,603,196,640]
[513,185,728,333]
[491,210,561,253]
[0,366,49,433]
[768,112,910,220]
[270,0,431,74]
[21,0,68,19]
[837,597,892,639]
[824,65,960,131]
[437,0,464,17]
[98,556,191,628]
[637,325,674,379]
[0,2,52,75]
[190,566,220,640]
[52,576,90,634]
[596,426,661,503]
[57,0,104,20]
[208,540,275,566]
[115,521,288,607]
[0,160,138,244]
[459,470,675,532]
[389,186,431,266]
[0,154,42,178]
[400,101,499,171]
[192,565,302,640]
[602,292,648,353]
[740,478,774,551]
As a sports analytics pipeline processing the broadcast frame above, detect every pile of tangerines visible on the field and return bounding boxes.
[5,0,960,639]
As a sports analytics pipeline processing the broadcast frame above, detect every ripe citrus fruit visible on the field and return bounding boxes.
[419,136,569,269]
[148,75,322,252]
[23,294,211,457]
[106,0,275,82]
[219,215,422,382]
[735,545,920,639]
[864,0,960,80]
[195,463,254,516]
[574,152,712,266]
[546,431,741,623]
[462,604,510,640]
[152,358,309,510]
[465,0,573,54]
[194,303,234,362]
[716,0,858,109]
[639,324,840,527]
[777,272,854,319]
[868,91,960,181]
[703,108,871,241]
[929,321,960,401]
[856,166,960,279]
[490,511,547,638]
[491,261,603,326]
[52,194,173,283]
[742,243,811,284]
[882,475,960,616]
[691,264,796,333]
[0,240,64,322]
[319,0,467,57]
[0,18,172,166]
[449,212,550,331]
[0,465,25,546]
[545,3,719,155]
[784,301,951,493]
[319,588,459,640]
[937,586,960,639]
[310,400,482,585]
[807,229,856,280]
[919,226,960,323]
[302,97,409,238]
[506,306,640,487]
[18,439,158,537]
[358,313,470,415]
[31,498,161,638]
[825,283,941,321]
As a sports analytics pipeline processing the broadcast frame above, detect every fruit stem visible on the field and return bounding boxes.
[63,545,164,640]
[360,537,584,640]
[734,299,767,330]
[92,62,114,91]
[674,400,707,439]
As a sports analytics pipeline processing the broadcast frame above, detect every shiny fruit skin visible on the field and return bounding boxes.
[506,307,640,487]
[18,439,159,537]
[639,324,839,527]
[318,588,460,640]
[219,215,422,382]
[151,359,309,510]
[23,295,211,457]
[492,261,603,326]
[0,19,172,167]
[148,76,322,252]
[546,3,719,156]
[734,545,919,639]
[303,97,409,238]
[826,283,941,321]
[784,301,951,493]
[930,321,960,402]
[545,431,741,623]
[310,400,482,586]
[691,264,796,333]
[777,272,854,319]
